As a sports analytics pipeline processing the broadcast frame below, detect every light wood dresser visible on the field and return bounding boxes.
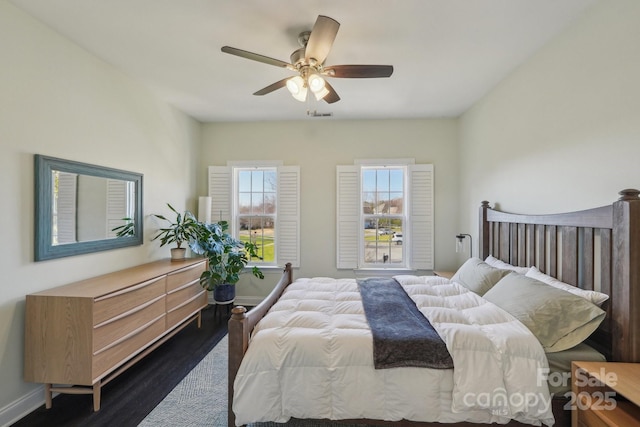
[24,258,208,411]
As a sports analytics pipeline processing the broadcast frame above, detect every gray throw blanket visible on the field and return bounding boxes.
[358,277,454,369]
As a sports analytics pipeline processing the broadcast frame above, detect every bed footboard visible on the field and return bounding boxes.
[228,263,293,427]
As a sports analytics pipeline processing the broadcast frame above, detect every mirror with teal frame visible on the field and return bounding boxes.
[34,155,143,261]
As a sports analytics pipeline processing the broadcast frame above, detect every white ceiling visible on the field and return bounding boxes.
[10,0,597,122]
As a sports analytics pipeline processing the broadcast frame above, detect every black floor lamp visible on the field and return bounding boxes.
[455,233,473,259]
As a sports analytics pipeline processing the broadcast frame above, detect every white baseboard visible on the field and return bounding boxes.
[0,386,45,427]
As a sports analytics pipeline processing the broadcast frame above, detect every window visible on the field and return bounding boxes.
[337,160,433,270]
[236,168,277,263]
[362,166,405,266]
[208,162,300,268]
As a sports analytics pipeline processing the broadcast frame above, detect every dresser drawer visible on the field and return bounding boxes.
[166,290,207,330]
[93,276,165,325]
[166,261,205,293]
[93,315,166,381]
[93,297,165,353]
[167,281,204,312]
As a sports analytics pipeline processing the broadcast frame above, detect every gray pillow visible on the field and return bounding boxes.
[483,273,606,352]
[451,257,510,296]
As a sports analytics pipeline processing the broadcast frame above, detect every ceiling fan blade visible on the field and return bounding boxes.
[253,78,289,96]
[221,46,294,69]
[324,65,394,78]
[305,15,340,65]
[322,81,340,104]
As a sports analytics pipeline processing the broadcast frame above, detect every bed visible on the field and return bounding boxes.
[228,189,640,427]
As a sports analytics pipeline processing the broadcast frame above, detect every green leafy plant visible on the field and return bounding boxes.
[189,220,264,290]
[112,217,135,237]
[151,203,199,249]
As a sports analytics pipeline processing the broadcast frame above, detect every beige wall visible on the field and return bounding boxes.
[459,0,640,253]
[0,2,200,422]
[199,119,460,298]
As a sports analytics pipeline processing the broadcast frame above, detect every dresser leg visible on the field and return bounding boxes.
[93,384,101,411]
[44,383,52,409]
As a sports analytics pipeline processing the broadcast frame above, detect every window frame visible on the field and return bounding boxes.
[233,166,278,267]
[360,164,408,269]
[208,161,300,269]
[337,159,433,271]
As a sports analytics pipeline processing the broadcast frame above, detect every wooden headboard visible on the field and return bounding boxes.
[478,189,640,362]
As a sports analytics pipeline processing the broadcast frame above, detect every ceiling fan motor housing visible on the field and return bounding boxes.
[290,48,306,67]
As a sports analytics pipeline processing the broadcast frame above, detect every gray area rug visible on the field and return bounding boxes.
[139,335,372,427]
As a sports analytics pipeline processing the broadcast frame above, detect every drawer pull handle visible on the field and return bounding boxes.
[95,276,164,301]
[93,314,165,356]
[94,294,165,328]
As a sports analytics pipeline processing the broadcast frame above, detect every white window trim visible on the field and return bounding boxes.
[227,160,283,168]
[354,158,416,166]
[208,162,300,268]
[336,161,434,271]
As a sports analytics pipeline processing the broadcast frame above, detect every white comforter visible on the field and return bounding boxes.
[233,276,555,426]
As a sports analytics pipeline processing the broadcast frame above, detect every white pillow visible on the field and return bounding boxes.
[451,257,510,296]
[525,266,609,307]
[484,273,606,352]
[484,255,529,275]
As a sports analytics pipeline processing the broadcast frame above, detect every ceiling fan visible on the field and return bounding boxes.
[221,15,394,104]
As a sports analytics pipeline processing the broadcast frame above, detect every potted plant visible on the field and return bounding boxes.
[189,220,264,302]
[151,203,199,260]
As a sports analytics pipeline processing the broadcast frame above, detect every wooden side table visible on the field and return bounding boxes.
[571,361,640,426]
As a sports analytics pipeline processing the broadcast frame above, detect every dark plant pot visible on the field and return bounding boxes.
[213,283,235,303]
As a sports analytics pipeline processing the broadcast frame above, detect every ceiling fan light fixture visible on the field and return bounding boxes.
[286,76,307,102]
[307,73,326,93]
[313,86,330,101]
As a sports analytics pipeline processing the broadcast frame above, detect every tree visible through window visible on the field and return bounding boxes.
[209,163,300,268]
[236,168,277,263]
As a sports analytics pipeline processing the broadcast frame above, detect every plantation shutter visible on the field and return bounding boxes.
[277,166,300,268]
[56,172,77,244]
[208,166,231,223]
[408,164,434,269]
[336,165,359,269]
[106,179,127,237]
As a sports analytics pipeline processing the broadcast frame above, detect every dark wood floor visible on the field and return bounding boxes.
[12,305,228,427]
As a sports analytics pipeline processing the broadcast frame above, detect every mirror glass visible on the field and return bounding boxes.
[35,155,143,261]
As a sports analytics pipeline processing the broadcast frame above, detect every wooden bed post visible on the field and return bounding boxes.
[479,201,491,260]
[611,189,640,362]
[228,306,248,427]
